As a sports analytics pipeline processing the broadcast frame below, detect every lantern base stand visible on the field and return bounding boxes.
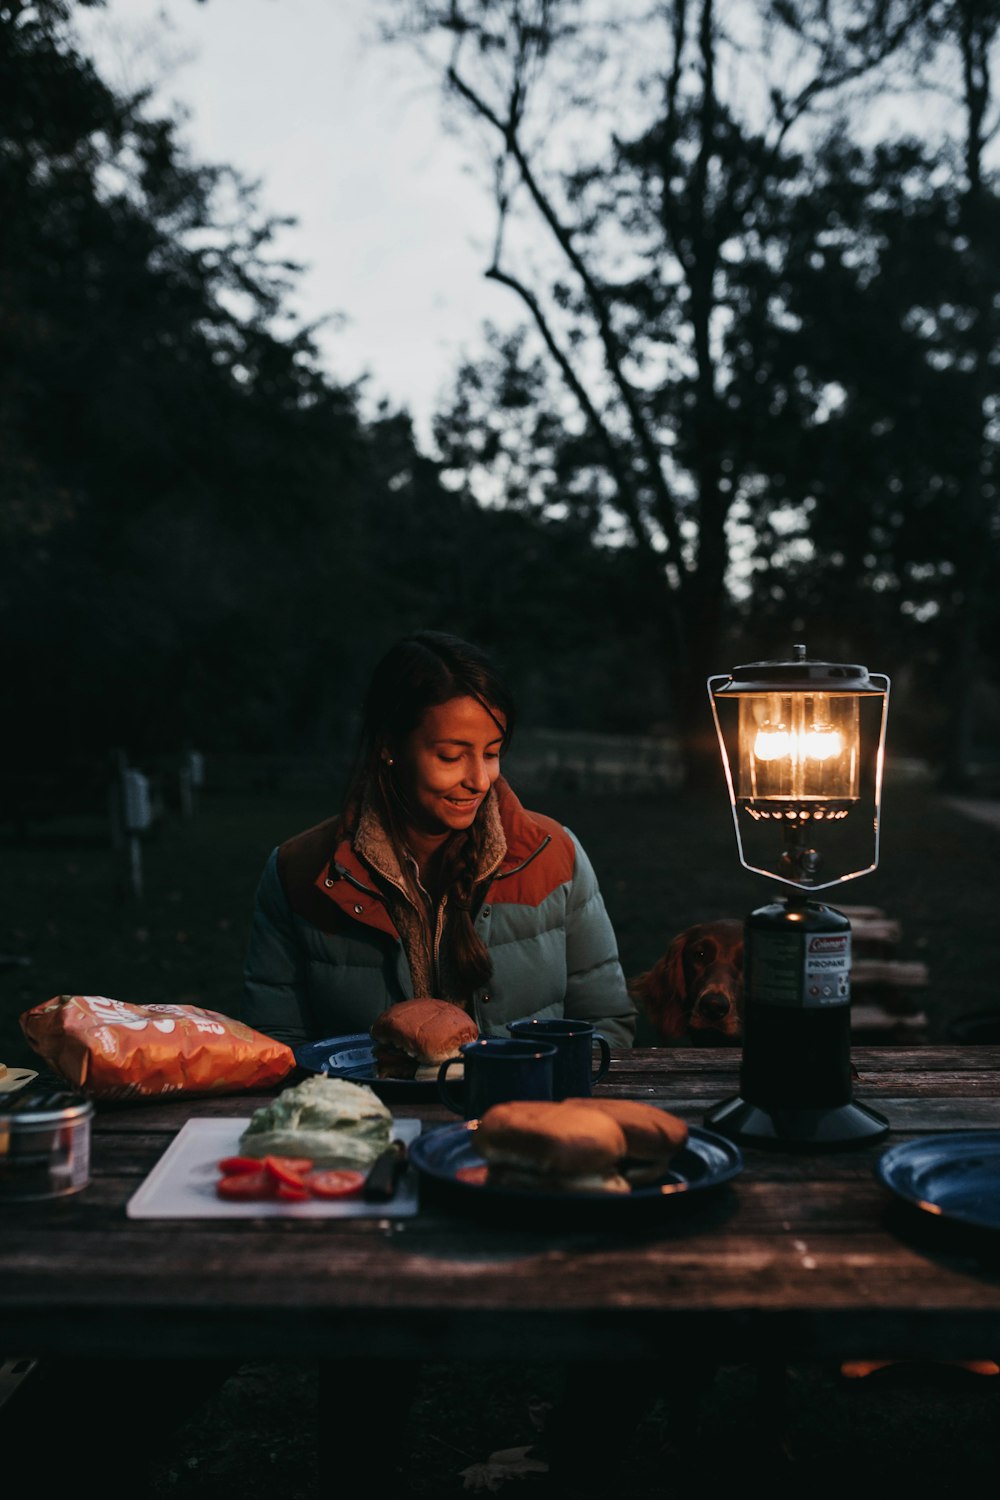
[704,1095,890,1151]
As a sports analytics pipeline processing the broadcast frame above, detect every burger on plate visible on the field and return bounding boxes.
[569,1097,689,1184]
[476,1099,632,1194]
[370,997,478,1081]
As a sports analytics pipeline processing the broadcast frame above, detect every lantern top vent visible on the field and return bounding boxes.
[714,652,879,696]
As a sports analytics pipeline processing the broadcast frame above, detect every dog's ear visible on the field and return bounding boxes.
[628,933,689,1043]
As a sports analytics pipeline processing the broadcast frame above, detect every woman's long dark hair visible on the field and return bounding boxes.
[339,631,516,999]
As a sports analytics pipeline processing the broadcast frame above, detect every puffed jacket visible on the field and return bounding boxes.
[239,778,636,1050]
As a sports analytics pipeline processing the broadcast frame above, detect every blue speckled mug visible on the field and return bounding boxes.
[506,1017,611,1099]
[437,1038,557,1121]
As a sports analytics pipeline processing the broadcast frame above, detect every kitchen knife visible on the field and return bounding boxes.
[363,1139,408,1202]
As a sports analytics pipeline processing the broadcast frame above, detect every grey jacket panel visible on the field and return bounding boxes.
[240,828,635,1051]
[473,832,634,1047]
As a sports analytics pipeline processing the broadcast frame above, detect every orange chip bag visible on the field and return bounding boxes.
[20,995,295,1102]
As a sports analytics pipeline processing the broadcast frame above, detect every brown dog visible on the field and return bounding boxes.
[630,919,744,1046]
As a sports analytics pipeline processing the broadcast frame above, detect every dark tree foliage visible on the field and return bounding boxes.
[360,408,670,733]
[1,0,373,763]
[726,7,1000,777]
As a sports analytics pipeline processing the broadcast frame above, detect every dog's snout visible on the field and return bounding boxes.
[696,991,731,1020]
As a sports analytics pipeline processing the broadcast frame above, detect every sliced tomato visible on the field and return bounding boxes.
[217,1155,266,1175]
[455,1164,489,1187]
[304,1168,366,1200]
[216,1170,275,1201]
[275,1181,311,1201]
[262,1154,313,1189]
[268,1155,314,1175]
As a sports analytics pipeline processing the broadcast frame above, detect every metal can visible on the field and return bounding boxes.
[0,1086,94,1201]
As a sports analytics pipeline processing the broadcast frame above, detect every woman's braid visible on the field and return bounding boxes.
[447,815,492,992]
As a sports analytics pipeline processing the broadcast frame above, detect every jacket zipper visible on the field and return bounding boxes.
[431,896,448,989]
[332,862,380,898]
[340,854,447,989]
[493,833,551,880]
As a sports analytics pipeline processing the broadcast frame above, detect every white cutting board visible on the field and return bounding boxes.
[126,1117,421,1219]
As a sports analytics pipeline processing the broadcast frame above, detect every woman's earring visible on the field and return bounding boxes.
[386,757,394,766]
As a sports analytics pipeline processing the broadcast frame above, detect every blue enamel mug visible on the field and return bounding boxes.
[505,1017,612,1099]
[437,1038,557,1120]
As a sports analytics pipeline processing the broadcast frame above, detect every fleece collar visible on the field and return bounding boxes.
[352,784,508,895]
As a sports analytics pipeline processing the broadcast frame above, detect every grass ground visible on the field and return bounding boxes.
[2,772,999,1494]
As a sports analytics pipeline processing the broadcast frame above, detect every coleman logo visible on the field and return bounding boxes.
[809,935,849,955]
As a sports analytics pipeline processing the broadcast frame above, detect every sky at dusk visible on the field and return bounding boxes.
[75,0,514,450]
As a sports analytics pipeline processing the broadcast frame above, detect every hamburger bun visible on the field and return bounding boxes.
[371,998,478,1079]
[477,1099,631,1194]
[569,1097,688,1184]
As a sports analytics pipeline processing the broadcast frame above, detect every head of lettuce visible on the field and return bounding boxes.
[239,1075,392,1168]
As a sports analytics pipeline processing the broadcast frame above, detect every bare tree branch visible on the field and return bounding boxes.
[485,263,651,545]
[447,56,688,567]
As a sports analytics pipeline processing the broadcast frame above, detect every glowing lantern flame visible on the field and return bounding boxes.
[806,728,843,761]
[753,727,790,761]
[753,725,845,765]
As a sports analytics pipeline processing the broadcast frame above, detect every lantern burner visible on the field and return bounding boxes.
[743,804,851,821]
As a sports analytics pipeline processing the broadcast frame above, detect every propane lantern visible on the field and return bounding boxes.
[704,645,891,1148]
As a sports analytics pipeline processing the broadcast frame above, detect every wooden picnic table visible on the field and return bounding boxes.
[3,1046,1000,1368]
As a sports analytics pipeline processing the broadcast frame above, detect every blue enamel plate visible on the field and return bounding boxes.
[408,1120,743,1221]
[875,1131,1000,1233]
[293,1033,451,1102]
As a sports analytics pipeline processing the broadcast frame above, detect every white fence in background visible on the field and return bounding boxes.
[505,729,683,795]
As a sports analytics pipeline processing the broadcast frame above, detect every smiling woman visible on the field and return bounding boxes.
[238,631,636,1050]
